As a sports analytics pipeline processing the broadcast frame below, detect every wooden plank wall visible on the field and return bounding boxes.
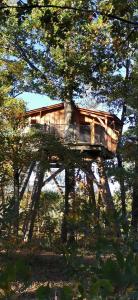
[29,107,119,154]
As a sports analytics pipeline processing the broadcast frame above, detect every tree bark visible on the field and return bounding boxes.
[97,157,115,211]
[64,98,75,142]
[117,154,127,219]
[23,160,45,242]
[131,147,138,232]
[0,182,5,206]
[115,58,130,221]
[116,101,127,220]
[19,161,36,201]
[97,157,120,235]
[13,167,20,237]
[86,163,100,229]
[86,163,96,208]
[61,167,75,243]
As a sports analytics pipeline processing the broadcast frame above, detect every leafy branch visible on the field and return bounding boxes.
[0,4,138,27]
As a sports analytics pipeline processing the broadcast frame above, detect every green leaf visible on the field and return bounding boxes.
[90,279,113,298]
[60,286,73,300]
[36,285,51,300]
[102,259,122,286]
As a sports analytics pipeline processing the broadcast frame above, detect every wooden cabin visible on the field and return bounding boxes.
[26,103,122,159]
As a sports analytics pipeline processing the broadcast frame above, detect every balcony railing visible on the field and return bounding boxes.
[31,123,117,153]
[40,124,92,143]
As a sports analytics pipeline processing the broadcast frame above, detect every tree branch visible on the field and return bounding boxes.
[0,4,138,27]
[13,41,48,82]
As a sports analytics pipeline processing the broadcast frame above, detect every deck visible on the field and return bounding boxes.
[31,123,116,159]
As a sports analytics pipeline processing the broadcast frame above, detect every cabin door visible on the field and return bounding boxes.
[79,123,91,143]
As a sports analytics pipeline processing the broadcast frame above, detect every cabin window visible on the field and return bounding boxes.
[31,119,37,124]
[79,123,91,143]
[95,124,105,145]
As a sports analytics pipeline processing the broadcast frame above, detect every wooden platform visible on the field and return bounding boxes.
[66,143,113,158]
[47,143,113,167]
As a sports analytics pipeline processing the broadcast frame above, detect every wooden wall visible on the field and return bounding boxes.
[28,106,121,154]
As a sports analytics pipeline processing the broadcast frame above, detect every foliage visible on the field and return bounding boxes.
[36,284,51,300]
[0,1,138,299]
[60,234,138,299]
[0,257,30,299]
[20,190,63,246]
[0,0,137,99]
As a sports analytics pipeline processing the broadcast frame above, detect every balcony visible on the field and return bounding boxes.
[31,123,117,154]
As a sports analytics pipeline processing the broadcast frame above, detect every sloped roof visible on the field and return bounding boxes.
[26,102,122,124]
[26,103,64,115]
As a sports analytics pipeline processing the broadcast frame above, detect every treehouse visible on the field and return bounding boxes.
[26,103,122,159]
[26,102,123,242]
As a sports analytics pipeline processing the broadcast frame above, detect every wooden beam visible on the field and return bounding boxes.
[42,166,64,186]
[80,110,110,120]
[19,161,36,201]
[90,119,95,144]
[78,163,100,188]
[96,116,118,140]
[53,176,64,196]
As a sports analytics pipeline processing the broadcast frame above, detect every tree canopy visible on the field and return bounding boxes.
[0,2,138,299]
[0,0,137,101]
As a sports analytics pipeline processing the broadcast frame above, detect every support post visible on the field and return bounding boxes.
[19,161,36,201]
[90,119,95,145]
[131,148,138,232]
[97,157,115,211]
[97,157,120,236]
[23,159,45,242]
[13,166,20,238]
[61,167,75,243]
[86,163,97,210]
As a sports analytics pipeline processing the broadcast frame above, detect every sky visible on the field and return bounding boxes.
[18,92,61,110]
[18,92,108,112]
[18,91,123,122]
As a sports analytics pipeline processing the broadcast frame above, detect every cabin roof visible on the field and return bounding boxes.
[26,103,64,114]
[26,102,122,125]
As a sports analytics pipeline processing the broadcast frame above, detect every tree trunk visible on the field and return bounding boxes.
[64,98,75,142]
[97,157,115,211]
[19,161,35,201]
[131,148,138,232]
[61,167,75,243]
[117,154,127,219]
[0,183,5,205]
[86,163,96,208]
[13,167,20,237]
[85,162,100,226]
[23,161,45,242]
[97,157,120,236]
[116,101,127,220]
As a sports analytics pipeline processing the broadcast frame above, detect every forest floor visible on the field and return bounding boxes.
[0,249,95,299]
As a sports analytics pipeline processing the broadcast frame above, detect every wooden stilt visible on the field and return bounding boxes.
[61,167,75,243]
[23,159,45,242]
[86,163,96,209]
[19,161,36,201]
[97,157,120,235]
[97,157,115,212]
[42,167,64,187]
[52,176,64,196]
[13,167,20,238]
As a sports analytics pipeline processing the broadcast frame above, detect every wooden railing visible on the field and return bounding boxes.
[31,123,117,153]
